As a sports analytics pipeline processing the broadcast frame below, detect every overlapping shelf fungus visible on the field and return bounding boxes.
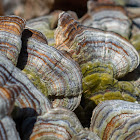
[90,100,140,140]
[0,52,52,117]
[0,1,140,139]
[0,14,84,140]
[0,15,52,117]
[0,14,82,112]
[55,12,140,105]
[22,107,100,140]
[17,28,82,111]
[0,15,25,65]
[55,12,139,78]
[26,10,78,47]
[0,85,21,140]
[80,1,132,39]
[25,10,62,46]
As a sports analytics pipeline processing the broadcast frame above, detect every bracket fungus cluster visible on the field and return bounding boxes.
[80,1,132,39]
[90,100,140,139]
[55,12,140,105]
[0,0,140,139]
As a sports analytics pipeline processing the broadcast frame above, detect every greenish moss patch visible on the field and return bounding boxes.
[23,69,48,96]
[82,72,117,97]
[44,29,54,39]
[81,61,114,77]
[118,81,134,93]
[131,34,140,56]
[82,62,137,105]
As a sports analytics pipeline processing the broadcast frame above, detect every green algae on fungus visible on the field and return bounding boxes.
[118,81,134,93]
[91,90,136,104]
[82,74,138,105]
[90,91,124,104]
[43,29,54,40]
[81,61,115,96]
[82,62,139,105]
[23,69,48,97]
[118,81,139,99]
[131,34,140,56]
[44,29,55,46]
[81,61,114,77]
[79,48,139,105]
[82,72,117,96]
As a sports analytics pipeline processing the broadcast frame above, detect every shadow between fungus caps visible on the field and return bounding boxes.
[12,106,37,139]
[17,29,33,70]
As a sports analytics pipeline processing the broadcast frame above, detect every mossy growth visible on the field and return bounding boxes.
[122,93,136,102]
[90,90,136,105]
[43,29,55,46]
[44,29,54,40]
[81,61,138,105]
[118,81,134,93]
[131,34,140,56]
[118,81,138,102]
[23,69,48,97]
[82,74,137,104]
[82,72,117,98]
[81,61,114,77]
[83,77,137,105]
[90,91,123,104]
